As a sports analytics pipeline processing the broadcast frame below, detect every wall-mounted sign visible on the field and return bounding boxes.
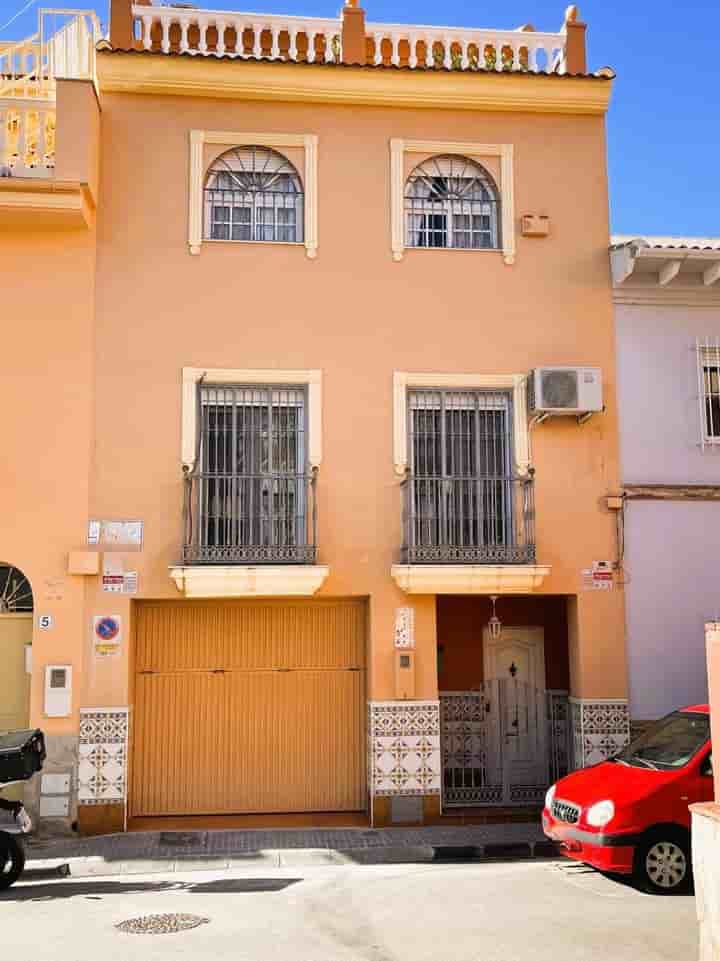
[102,555,123,593]
[394,607,415,649]
[123,571,138,594]
[101,556,138,594]
[93,615,122,658]
[101,573,123,593]
[88,519,143,550]
[37,614,53,631]
[582,560,614,591]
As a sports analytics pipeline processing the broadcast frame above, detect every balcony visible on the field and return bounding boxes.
[392,472,550,594]
[170,468,329,599]
[0,10,100,227]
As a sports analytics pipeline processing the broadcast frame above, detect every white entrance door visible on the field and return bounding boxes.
[483,627,547,798]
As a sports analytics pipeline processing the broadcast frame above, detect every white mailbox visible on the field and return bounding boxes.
[44,665,72,718]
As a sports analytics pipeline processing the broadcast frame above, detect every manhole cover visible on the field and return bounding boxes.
[116,913,210,935]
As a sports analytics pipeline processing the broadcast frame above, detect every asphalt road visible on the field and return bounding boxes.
[2,859,697,961]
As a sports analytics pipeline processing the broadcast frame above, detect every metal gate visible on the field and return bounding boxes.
[440,682,570,807]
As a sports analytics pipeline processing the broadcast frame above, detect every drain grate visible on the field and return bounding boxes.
[159,832,203,847]
[116,913,210,935]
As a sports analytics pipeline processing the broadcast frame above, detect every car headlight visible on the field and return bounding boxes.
[545,784,556,809]
[586,799,615,827]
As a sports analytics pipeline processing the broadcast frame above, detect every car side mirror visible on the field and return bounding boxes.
[700,754,713,778]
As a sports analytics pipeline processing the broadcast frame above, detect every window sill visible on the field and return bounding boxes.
[390,563,551,595]
[192,237,315,258]
[403,246,502,253]
[169,564,330,598]
[202,238,304,247]
[394,245,512,264]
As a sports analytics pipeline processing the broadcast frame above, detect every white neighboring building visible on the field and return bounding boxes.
[612,236,720,726]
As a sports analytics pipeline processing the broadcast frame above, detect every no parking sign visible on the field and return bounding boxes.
[93,615,122,658]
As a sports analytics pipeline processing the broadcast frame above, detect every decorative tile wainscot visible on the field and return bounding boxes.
[78,707,130,806]
[570,698,630,769]
[368,700,441,797]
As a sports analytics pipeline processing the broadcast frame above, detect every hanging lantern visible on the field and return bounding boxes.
[488,595,502,639]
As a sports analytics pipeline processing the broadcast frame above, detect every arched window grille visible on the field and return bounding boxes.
[0,565,33,612]
[405,155,500,250]
[204,145,304,244]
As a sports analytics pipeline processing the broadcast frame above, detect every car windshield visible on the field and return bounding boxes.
[614,711,710,770]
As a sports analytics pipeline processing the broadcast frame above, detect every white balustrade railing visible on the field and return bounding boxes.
[0,97,56,177]
[366,22,565,73]
[0,36,43,98]
[132,6,342,62]
[0,10,101,98]
[130,7,567,72]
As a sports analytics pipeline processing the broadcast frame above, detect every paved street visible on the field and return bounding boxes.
[1,858,696,961]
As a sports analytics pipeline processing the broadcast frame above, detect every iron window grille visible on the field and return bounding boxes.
[402,388,535,564]
[183,384,317,564]
[697,337,720,447]
[404,155,500,251]
[0,566,33,612]
[204,145,304,245]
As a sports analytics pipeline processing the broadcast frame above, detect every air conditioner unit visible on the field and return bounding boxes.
[528,367,603,415]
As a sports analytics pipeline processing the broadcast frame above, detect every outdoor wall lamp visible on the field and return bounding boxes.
[488,595,502,639]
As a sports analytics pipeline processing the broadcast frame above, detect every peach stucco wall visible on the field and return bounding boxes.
[5,79,627,740]
[0,225,96,734]
[55,80,101,204]
[79,90,626,716]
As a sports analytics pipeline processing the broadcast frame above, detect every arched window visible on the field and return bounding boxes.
[204,145,304,244]
[404,155,500,250]
[0,565,33,612]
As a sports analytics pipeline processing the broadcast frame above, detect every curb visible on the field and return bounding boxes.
[23,842,562,879]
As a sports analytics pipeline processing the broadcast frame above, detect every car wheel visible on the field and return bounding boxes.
[635,831,691,895]
[0,833,26,890]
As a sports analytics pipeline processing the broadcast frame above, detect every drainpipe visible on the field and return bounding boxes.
[341,0,367,65]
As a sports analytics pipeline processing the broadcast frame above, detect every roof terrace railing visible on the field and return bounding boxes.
[0,9,102,98]
[366,23,565,72]
[133,6,342,61]
[130,4,569,73]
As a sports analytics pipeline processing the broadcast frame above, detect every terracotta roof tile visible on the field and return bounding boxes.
[97,43,612,80]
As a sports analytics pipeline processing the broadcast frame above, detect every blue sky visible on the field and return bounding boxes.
[2,0,718,236]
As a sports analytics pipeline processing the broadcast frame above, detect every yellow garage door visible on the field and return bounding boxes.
[130,598,366,816]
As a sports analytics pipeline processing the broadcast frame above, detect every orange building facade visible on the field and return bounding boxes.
[1,2,629,834]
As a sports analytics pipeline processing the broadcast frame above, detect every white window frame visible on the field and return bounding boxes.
[390,139,515,265]
[182,368,322,472]
[697,340,720,448]
[188,130,318,258]
[393,372,529,476]
[404,156,500,251]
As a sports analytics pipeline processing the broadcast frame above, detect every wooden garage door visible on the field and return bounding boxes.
[130,599,366,816]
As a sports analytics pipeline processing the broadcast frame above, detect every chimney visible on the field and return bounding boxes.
[562,5,587,75]
[341,0,367,65]
[110,0,142,49]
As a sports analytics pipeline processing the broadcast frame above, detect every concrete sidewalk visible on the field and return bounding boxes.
[23,822,555,878]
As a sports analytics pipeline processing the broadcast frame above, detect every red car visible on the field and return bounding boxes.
[543,705,712,893]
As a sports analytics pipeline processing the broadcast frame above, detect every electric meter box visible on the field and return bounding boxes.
[44,665,72,718]
[394,649,416,700]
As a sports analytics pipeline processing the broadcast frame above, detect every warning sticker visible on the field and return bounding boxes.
[581,560,614,591]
